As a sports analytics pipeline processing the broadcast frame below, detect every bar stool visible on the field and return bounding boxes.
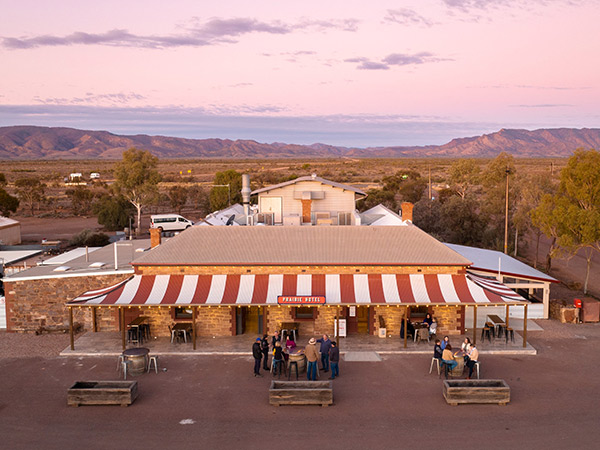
[116,354,125,371]
[474,361,481,379]
[288,361,299,380]
[429,357,441,375]
[147,355,159,373]
[127,328,139,345]
[505,327,514,343]
[481,326,492,343]
[119,360,132,380]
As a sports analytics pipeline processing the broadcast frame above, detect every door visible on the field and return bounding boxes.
[236,306,262,335]
[346,306,370,334]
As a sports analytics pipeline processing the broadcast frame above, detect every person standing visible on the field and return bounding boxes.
[252,338,263,377]
[466,344,479,379]
[317,334,332,372]
[272,341,285,376]
[261,334,270,371]
[329,341,340,380]
[305,338,319,381]
[271,330,281,349]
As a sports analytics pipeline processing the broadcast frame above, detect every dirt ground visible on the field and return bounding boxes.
[1,320,599,450]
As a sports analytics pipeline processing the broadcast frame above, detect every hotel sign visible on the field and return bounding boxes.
[277,296,326,305]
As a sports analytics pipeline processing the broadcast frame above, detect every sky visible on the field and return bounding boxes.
[1,0,599,147]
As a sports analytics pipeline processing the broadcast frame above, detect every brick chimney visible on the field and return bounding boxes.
[150,228,162,248]
[401,202,414,223]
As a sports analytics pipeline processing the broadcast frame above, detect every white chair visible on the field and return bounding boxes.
[118,360,132,380]
[429,357,440,375]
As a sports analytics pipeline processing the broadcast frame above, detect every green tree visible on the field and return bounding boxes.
[169,185,188,215]
[448,159,480,199]
[66,186,95,216]
[209,170,242,212]
[14,177,46,215]
[69,229,110,247]
[113,148,161,235]
[531,149,600,292]
[93,194,135,231]
[188,185,210,217]
[357,188,396,212]
[0,188,20,217]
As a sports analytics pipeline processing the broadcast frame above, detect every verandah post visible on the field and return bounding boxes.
[403,306,408,349]
[69,307,74,351]
[193,306,197,350]
[472,305,477,345]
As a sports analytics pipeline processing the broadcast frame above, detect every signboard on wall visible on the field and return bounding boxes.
[335,319,347,337]
[277,296,326,305]
[349,306,356,317]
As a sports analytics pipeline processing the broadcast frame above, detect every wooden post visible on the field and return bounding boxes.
[506,304,510,328]
[91,307,97,332]
[336,307,340,347]
[193,306,197,350]
[403,307,408,348]
[120,308,126,351]
[472,305,477,345]
[69,307,75,351]
[523,304,528,348]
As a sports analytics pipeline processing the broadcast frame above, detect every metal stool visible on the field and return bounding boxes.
[147,355,159,373]
[119,360,132,380]
[429,357,441,375]
[288,361,299,380]
[127,328,139,345]
[505,327,514,343]
[474,361,480,379]
[481,326,492,343]
[116,354,125,371]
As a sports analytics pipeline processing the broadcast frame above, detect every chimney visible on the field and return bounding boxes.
[241,174,251,225]
[401,202,414,223]
[150,228,162,248]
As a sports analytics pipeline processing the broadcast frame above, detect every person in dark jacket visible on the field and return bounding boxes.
[433,339,443,360]
[272,341,285,376]
[252,338,263,377]
[261,334,270,370]
[329,341,340,379]
[316,334,332,372]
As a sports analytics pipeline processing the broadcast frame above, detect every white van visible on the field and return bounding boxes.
[150,214,193,232]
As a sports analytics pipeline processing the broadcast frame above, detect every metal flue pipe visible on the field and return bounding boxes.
[241,174,251,225]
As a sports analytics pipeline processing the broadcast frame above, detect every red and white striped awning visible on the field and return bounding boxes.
[68,273,527,306]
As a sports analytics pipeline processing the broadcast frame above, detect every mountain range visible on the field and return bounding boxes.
[0,125,599,159]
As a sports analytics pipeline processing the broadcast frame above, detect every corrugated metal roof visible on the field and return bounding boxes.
[251,176,367,197]
[134,226,471,266]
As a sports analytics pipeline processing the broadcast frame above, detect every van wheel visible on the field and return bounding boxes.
[157,227,163,232]
[185,225,191,229]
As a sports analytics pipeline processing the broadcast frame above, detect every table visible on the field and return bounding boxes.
[172,322,193,343]
[122,347,149,376]
[412,322,428,342]
[487,314,506,338]
[127,316,149,344]
[449,353,465,378]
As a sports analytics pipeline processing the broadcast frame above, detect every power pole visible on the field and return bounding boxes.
[428,165,432,200]
[504,167,510,254]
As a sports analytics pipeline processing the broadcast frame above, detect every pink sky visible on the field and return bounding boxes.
[1,0,599,146]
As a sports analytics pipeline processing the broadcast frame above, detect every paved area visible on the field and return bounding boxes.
[1,320,599,449]
[60,325,538,357]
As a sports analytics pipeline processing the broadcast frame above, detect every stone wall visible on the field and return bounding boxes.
[432,305,463,335]
[4,274,130,332]
[373,306,407,336]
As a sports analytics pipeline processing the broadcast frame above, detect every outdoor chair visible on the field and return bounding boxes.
[429,357,441,375]
[169,325,184,343]
[116,354,125,372]
[505,327,515,343]
[416,327,429,344]
[118,360,132,380]
[147,355,159,373]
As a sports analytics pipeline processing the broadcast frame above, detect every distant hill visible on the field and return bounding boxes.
[0,125,599,159]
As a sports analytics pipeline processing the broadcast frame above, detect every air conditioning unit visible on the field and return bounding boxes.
[338,212,352,226]
[257,212,274,225]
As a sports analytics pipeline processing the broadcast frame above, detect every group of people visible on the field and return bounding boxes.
[400,313,438,339]
[433,336,479,379]
[252,331,340,380]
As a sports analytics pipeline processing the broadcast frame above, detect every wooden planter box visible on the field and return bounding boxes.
[67,381,138,407]
[443,379,510,406]
[269,381,333,407]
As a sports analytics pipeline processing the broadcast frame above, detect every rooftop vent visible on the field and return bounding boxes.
[53,266,71,272]
[89,262,106,268]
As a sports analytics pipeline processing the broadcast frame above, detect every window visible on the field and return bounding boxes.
[293,306,316,320]
[174,307,193,319]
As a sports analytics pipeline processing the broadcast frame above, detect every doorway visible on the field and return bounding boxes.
[235,306,264,335]
[346,305,370,334]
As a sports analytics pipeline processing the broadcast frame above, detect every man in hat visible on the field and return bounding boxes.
[252,338,263,377]
[305,338,319,381]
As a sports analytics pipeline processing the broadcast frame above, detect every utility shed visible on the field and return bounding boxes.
[0,217,21,245]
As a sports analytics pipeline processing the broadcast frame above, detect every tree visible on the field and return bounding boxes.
[480,152,517,251]
[188,185,210,217]
[113,148,161,235]
[93,194,135,231]
[66,186,95,216]
[14,177,46,215]
[448,159,480,199]
[169,186,188,215]
[531,149,600,292]
[69,229,110,247]
[0,188,20,217]
[209,170,242,212]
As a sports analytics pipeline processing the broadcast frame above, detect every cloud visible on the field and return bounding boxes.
[1,17,358,50]
[511,104,574,108]
[33,92,146,106]
[383,8,435,27]
[345,52,450,70]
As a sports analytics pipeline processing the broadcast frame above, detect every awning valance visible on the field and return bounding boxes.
[68,273,528,307]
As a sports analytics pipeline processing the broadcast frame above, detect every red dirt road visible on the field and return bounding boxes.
[1,321,599,450]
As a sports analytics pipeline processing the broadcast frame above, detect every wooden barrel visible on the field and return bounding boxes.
[288,352,306,373]
[450,355,465,378]
[123,348,149,376]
